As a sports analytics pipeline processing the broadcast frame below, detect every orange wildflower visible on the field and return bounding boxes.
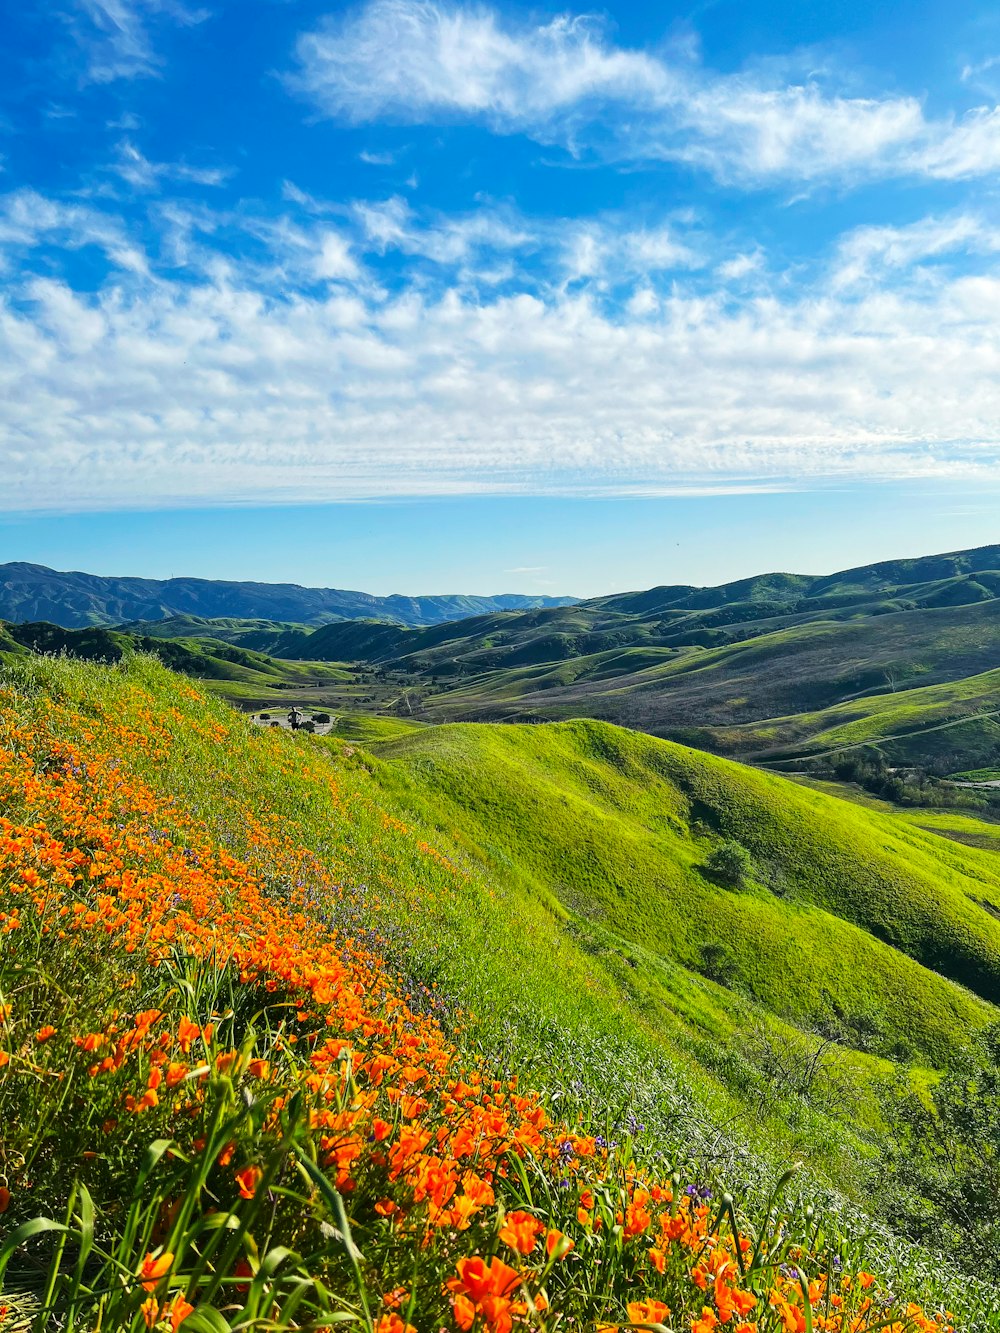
[374,1317,416,1333]
[627,1299,671,1326]
[545,1228,574,1259]
[165,1294,195,1331]
[499,1209,545,1255]
[139,1250,174,1291]
[235,1165,262,1199]
[176,1016,200,1052]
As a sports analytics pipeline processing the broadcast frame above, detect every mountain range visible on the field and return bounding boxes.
[0,562,576,628]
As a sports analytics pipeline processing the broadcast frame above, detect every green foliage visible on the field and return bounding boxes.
[831,750,906,802]
[705,839,754,888]
[880,1023,1000,1281]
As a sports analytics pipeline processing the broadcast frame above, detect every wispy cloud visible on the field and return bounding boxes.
[290,0,1000,185]
[69,0,209,83]
[831,213,1000,289]
[111,139,232,190]
[0,189,149,273]
[349,195,702,286]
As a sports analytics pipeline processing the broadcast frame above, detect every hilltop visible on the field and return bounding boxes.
[0,562,577,629]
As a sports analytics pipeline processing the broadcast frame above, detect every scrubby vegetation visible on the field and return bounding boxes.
[2,656,1000,1331]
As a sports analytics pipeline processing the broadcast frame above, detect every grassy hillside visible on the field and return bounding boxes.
[0,619,357,705]
[365,719,1000,1062]
[1,655,997,1329]
[687,666,1000,769]
[109,544,1000,777]
[378,599,1000,736]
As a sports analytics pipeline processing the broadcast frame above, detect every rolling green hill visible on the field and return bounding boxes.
[362,718,1000,1066]
[15,544,1000,779]
[53,544,1000,779]
[695,666,1000,768]
[0,619,352,699]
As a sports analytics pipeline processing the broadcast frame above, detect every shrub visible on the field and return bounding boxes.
[699,940,738,985]
[705,839,753,888]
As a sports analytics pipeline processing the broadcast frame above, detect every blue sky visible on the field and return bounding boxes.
[2,0,1000,595]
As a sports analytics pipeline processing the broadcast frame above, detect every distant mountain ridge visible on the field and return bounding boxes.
[0,562,577,629]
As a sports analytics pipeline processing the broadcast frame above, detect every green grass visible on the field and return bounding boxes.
[364,719,1000,1065]
[706,666,1000,767]
[328,713,428,742]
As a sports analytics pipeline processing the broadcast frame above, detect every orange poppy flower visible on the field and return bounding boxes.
[627,1299,671,1326]
[139,1250,174,1291]
[545,1229,574,1259]
[235,1165,262,1199]
[499,1210,545,1255]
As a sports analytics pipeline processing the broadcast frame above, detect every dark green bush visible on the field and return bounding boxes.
[705,839,753,889]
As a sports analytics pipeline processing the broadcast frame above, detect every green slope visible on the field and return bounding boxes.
[386,598,1000,733]
[697,666,1000,768]
[0,619,351,699]
[365,719,1000,1066]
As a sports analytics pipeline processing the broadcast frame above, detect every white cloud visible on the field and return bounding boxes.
[0,189,149,274]
[559,220,701,284]
[717,251,763,281]
[831,214,1000,289]
[291,1,670,127]
[111,139,231,191]
[291,0,1000,185]
[5,190,1000,511]
[349,196,701,286]
[626,287,658,316]
[71,0,210,83]
[314,229,362,280]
